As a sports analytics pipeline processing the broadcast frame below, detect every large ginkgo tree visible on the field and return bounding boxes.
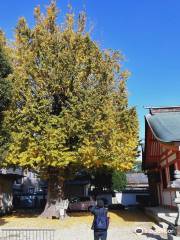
[4,2,139,218]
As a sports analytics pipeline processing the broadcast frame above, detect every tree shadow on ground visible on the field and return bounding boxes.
[142,233,167,240]
[111,207,152,222]
[11,209,42,218]
[67,211,91,218]
[68,207,153,223]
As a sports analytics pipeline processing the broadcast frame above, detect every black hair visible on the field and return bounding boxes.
[97,199,104,208]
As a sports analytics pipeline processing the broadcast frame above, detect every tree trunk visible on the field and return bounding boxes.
[40,168,67,219]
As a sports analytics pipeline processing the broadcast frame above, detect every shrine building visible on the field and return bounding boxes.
[143,106,180,208]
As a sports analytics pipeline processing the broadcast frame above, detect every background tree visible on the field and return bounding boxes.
[112,171,127,192]
[91,170,112,192]
[4,2,139,218]
[0,31,12,161]
[132,160,142,172]
[91,169,127,193]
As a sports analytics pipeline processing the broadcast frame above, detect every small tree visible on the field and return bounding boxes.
[112,171,127,192]
[4,2,139,218]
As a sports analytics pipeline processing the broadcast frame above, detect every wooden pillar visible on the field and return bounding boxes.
[177,152,180,170]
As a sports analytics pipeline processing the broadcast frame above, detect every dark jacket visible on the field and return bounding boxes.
[90,206,108,232]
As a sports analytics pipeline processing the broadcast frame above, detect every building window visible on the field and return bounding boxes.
[169,164,175,181]
[162,168,167,189]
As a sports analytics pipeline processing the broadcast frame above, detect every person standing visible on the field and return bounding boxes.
[90,199,109,240]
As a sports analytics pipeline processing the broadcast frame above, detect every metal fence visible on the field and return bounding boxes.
[0,229,55,240]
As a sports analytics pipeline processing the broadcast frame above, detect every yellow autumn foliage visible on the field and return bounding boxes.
[2,2,139,176]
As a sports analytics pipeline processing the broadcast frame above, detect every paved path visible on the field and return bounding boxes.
[54,223,167,240]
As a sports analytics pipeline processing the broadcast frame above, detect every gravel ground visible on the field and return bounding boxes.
[0,209,167,240]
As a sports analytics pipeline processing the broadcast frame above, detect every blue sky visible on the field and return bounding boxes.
[1,0,180,140]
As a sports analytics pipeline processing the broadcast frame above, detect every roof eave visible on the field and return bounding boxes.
[145,114,180,144]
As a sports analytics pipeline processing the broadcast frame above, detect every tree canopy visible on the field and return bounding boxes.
[0,31,12,160]
[3,2,139,176]
[0,31,11,114]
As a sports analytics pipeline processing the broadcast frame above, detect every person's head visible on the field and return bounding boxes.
[97,199,104,208]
